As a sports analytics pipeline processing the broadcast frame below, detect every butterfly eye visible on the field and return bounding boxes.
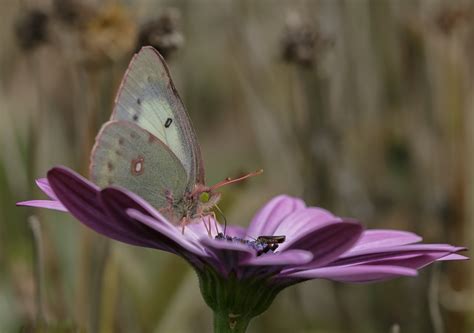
[199,192,210,203]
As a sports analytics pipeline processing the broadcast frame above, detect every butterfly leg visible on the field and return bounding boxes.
[209,211,220,235]
[207,214,216,237]
[159,190,175,218]
[180,213,192,235]
[180,217,186,235]
[195,213,212,237]
[194,211,219,236]
[204,214,212,237]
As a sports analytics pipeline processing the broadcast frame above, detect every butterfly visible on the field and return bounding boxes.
[89,46,259,226]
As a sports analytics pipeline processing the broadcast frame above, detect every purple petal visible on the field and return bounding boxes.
[99,186,212,258]
[185,217,224,239]
[185,222,247,240]
[270,207,338,240]
[126,209,209,257]
[99,186,173,231]
[46,166,154,247]
[16,199,67,212]
[200,237,256,276]
[100,187,217,247]
[224,225,247,238]
[438,254,469,261]
[358,253,459,270]
[247,195,306,238]
[200,237,256,255]
[36,178,58,200]
[101,185,168,222]
[282,220,363,268]
[243,249,313,267]
[285,265,418,283]
[333,244,465,267]
[345,230,422,256]
[17,178,66,211]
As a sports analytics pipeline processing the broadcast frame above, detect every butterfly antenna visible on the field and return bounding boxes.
[210,169,263,191]
[214,204,227,235]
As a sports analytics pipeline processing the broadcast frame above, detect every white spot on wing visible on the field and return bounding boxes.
[131,156,145,175]
[135,162,142,172]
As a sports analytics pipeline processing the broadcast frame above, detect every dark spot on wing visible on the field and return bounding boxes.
[118,137,124,145]
[137,97,142,105]
[131,156,145,176]
[130,131,137,139]
[107,162,114,171]
[133,114,139,121]
[165,118,173,128]
[147,75,154,84]
[115,150,122,156]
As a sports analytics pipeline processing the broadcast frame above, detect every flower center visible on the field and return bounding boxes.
[215,233,286,256]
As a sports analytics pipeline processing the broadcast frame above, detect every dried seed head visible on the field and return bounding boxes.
[137,8,184,58]
[435,6,472,35]
[15,9,49,51]
[80,3,137,66]
[52,0,96,27]
[281,12,331,68]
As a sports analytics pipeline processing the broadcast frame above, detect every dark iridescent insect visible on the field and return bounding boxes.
[215,233,286,256]
[255,235,286,254]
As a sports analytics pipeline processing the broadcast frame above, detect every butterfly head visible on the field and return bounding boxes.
[195,186,221,211]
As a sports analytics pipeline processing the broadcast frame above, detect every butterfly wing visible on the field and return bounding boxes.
[90,120,188,210]
[111,46,204,189]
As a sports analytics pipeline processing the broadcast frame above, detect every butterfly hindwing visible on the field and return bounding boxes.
[111,46,204,188]
[90,120,188,210]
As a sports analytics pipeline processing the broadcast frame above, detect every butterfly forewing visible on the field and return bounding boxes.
[90,121,188,210]
[112,46,204,188]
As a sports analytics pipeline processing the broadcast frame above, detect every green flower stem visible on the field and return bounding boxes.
[28,216,46,324]
[197,266,286,333]
[213,311,251,333]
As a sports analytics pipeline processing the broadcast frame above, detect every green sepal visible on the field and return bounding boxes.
[196,266,286,333]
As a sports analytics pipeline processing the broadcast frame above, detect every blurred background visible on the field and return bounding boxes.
[0,0,472,332]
